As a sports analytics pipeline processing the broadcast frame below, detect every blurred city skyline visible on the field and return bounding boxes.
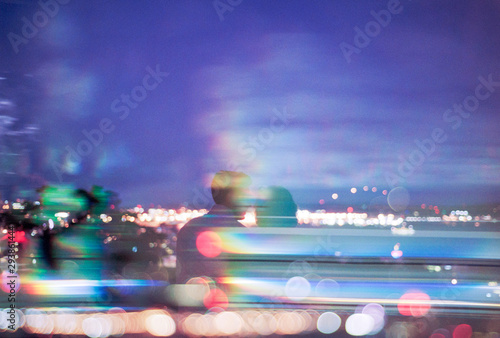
[1,0,499,208]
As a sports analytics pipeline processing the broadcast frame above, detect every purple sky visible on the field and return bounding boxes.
[1,0,499,208]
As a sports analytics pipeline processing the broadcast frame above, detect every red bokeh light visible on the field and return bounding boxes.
[398,291,431,317]
[196,231,223,258]
[347,206,353,213]
[203,288,228,309]
[453,324,472,338]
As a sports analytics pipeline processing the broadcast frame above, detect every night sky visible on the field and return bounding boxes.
[1,0,499,209]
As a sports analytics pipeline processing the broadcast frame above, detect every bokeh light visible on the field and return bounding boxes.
[1,271,21,293]
[345,313,375,336]
[316,312,341,334]
[145,313,176,336]
[82,317,102,338]
[203,288,229,309]
[24,309,54,335]
[214,312,243,336]
[253,311,277,335]
[196,231,223,258]
[398,291,431,317]
[361,303,385,335]
[387,187,410,212]
[315,279,340,298]
[184,277,212,303]
[285,276,311,301]
[453,324,472,338]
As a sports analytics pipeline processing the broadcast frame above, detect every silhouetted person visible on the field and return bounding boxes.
[74,188,99,223]
[176,170,251,284]
[256,186,298,227]
[41,225,56,270]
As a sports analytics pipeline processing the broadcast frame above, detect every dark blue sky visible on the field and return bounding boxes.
[1,0,499,208]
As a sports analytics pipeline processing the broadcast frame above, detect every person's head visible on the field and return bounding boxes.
[211,170,252,216]
[257,186,297,227]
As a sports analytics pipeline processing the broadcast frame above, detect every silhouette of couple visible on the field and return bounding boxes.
[176,170,297,283]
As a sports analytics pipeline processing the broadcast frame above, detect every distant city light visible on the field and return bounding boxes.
[351,188,357,194]
[331,193,338,200]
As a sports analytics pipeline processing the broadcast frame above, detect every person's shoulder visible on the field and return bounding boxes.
[179,216,207,231]
[181,214,246,229]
